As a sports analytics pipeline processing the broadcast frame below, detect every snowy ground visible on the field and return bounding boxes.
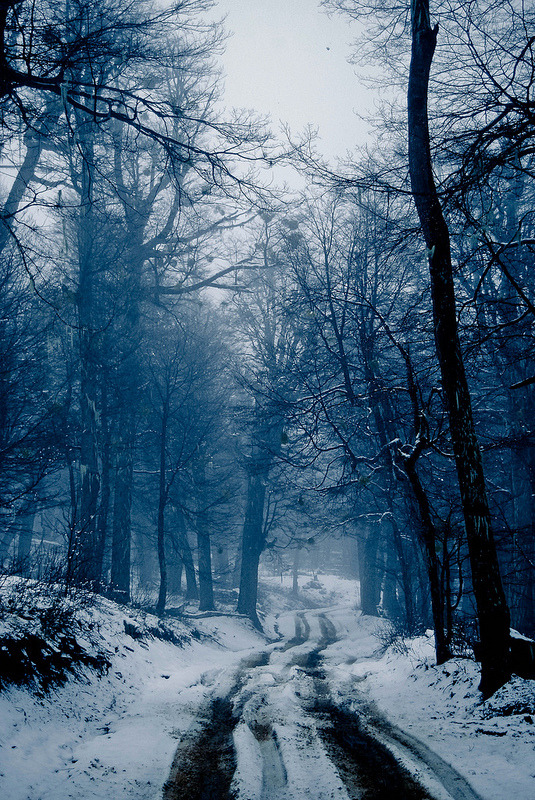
[0,574,534,799]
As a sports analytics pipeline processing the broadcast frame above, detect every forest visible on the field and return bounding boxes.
[0,0,534,770]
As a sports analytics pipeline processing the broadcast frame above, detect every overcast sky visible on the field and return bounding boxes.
[215,0,371,162]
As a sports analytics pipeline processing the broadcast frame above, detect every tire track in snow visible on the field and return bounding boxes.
[255,725,288,799]
[165,609,481,800]
[162,697,237,800]
[363,713,486,800]
[301,613,484,800]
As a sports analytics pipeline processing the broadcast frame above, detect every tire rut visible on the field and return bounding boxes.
[364,714,485,800]
[163,611,478,800]
[250,723,288,799]
[312,699,436,800]
[162,697,237,800]
[279,611,311,651]
[302,641,483,800]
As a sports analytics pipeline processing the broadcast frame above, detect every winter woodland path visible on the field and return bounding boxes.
[162,607,484,800]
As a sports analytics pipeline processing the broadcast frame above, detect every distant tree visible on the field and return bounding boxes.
[0,252,60,563]
[228,217,299,628]
[141,304,233,616]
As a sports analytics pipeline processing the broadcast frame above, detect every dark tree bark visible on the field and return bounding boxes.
[197,526,214,611]
[95,386,112,587]
[0,101,59,254]
[236,468,268,629]
[292,545,300,598]
[357,526,381,616]
[75,121,101,589]
[156,401,169,617]
[403,452,450,662]
[110,431,133,602]
[15,511,35,576]
[195,454,214,612]
[173,504,198,601]
[407,0,510,696]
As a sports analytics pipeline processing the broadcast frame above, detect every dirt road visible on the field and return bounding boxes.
[163,610,483,800]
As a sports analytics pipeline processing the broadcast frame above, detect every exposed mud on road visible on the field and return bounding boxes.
[162,697,237,800]
[162,610,481,800]
[280,612,311,651]
[311,699,435,800]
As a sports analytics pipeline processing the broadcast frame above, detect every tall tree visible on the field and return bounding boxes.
[407,0,510,696]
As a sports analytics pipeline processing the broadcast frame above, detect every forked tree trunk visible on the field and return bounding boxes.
[407,0,510,696]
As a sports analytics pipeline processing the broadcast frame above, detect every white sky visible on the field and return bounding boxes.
[215,0,371,162]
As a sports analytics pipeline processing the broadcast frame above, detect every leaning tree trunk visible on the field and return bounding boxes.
[0,98,60,255]
[407,0,510,696]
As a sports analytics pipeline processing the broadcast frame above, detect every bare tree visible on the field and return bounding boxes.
[407,0,510,696]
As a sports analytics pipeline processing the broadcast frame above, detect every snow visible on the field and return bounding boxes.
[319,605,535,800]
[0,596,265,800]
[1,575,534,799]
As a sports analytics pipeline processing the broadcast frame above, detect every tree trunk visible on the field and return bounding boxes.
[292,546,300,598]
[195,455,214,611]
[174,505,198,601]
[15,511,35,576]
[407,0,510,696]
[237,410,281,628]
[110,424,133,603]
[167,528,184,596]
[197,527,214,611]
[236,470,267,629]
[95,386,111,589]
[357,525,381,616]
[156,404,169,616]
[76,123,101,589]
[0,100,59,255]
[404,458,451,662]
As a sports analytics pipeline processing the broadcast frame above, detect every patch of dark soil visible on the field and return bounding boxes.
[241,651,271,671]
[249,720,272,741]
[318,613,337,648]
[279,611,311,652]
[312,700,435,800]
[163,697,238,800]
[0,632,110,692]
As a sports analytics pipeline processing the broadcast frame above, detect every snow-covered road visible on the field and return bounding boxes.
[163,607,483,800]
[1,577,533,800]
